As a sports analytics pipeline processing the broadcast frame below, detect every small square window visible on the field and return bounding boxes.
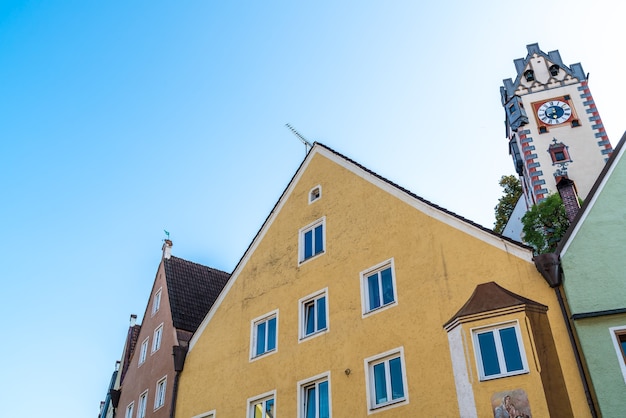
[137,390,148,418]
[299,218,325,263]
[247,391,275,418]
[539,126,548,134]
[152,324,163,353]
[571,119,580,127]
[138,337,149,365]
[154,376,167,410]
[152,288,162,316]
[251,311,278,359]
[360,259,397,315]
[309,185,322,203]
[300,289,328,340]
[298,373,331,418]
[472,322,529,381]
[365,348,408,411]
[125,402,134,418]
[524,69,535,82]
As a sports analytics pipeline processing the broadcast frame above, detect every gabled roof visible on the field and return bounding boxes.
[444,281,547,330]
[190,142,535,349]
[558,131,626,256]
[164,256,231,333]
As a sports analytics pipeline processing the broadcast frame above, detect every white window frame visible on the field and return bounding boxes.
[364,347,408,413]
[191,411,215,418]
[151,288,162,316]
[250,310,278,360]
[125,402,134,418]
[360,259,398,316]
[152,323,163,353]
[297,371,331,418]
[364,347,409,415]
[471,320,529,381]
[309,185,322,203]
[154,376,167,410]
[137,390,148,418]
[609,325,626,384]
[247,389,276,418]
[299,288,329,341]
[299,217,326,264]
[138,337,149,365]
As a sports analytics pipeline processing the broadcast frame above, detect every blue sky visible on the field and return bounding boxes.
[1,1,624,416]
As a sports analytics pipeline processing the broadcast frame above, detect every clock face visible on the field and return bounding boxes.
[537,100,572,125]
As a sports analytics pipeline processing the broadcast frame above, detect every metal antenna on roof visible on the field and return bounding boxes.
[285,123,313,155]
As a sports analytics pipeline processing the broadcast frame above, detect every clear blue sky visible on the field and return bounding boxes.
[1,1,624,416]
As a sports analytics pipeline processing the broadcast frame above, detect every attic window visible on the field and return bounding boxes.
[524,70,535,82]
[549,65,560,76]
[309,185,321,203]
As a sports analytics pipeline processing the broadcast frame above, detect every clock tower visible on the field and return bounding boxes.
[501,43,612,209]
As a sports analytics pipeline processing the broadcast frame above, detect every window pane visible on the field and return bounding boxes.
[368,274,381,310]
[304,230,313,259]
[500,327,524,372]
[314,225,323,254]
[305,386,316,418]
[389,357,404,400]
[373,362,388,404]
[319,381,329,418]
[256,322,266,355]
[620,338,626,358]
[266,398,275,417]
[267,317,276,351]
[478,331,501,376]
[380,268,394,305]
[254,402,263,418]
[305,303,315,335]
[317,296,326,331]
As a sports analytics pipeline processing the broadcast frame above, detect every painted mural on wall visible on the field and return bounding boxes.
[491,389,531,418]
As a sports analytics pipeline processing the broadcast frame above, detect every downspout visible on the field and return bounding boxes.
[170,345,188,418]
[534,253,598,418]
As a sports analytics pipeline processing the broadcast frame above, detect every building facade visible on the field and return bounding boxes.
[175,143,592,417]
[113,241,230,418]
[501,43,612,238]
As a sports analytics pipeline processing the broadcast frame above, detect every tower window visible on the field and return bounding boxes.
[548,141,571,164]
[524,70,535,82]
[571,119,580,127]
[539,126,547,134]
[549,64,560,76]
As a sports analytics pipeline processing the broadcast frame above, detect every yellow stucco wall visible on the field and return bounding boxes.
[176,148,591,417]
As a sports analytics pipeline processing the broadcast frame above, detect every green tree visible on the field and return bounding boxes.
[493,175,522,234]
[521,193,570,254]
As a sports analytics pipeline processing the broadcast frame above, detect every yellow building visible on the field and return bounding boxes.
[176,143,591,417]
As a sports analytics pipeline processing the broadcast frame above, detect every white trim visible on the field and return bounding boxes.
[137,389,148,418]
[297,371,332,418]
[360,258,397,317]
[471,320,529,381]
[246,389,276,418]
[153,375,167,411]
[151,287,162,316]
[190,145,535,351]
[191,410,216,418]
[364,347,409,414]
[309,185,322,203]
[609,325,626,384]
[299,287,329,341]
[124,401,134,418]
[249,310,279,361]
[298,217,326,265]
[138,337,149,366]
[152,323,164,353]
